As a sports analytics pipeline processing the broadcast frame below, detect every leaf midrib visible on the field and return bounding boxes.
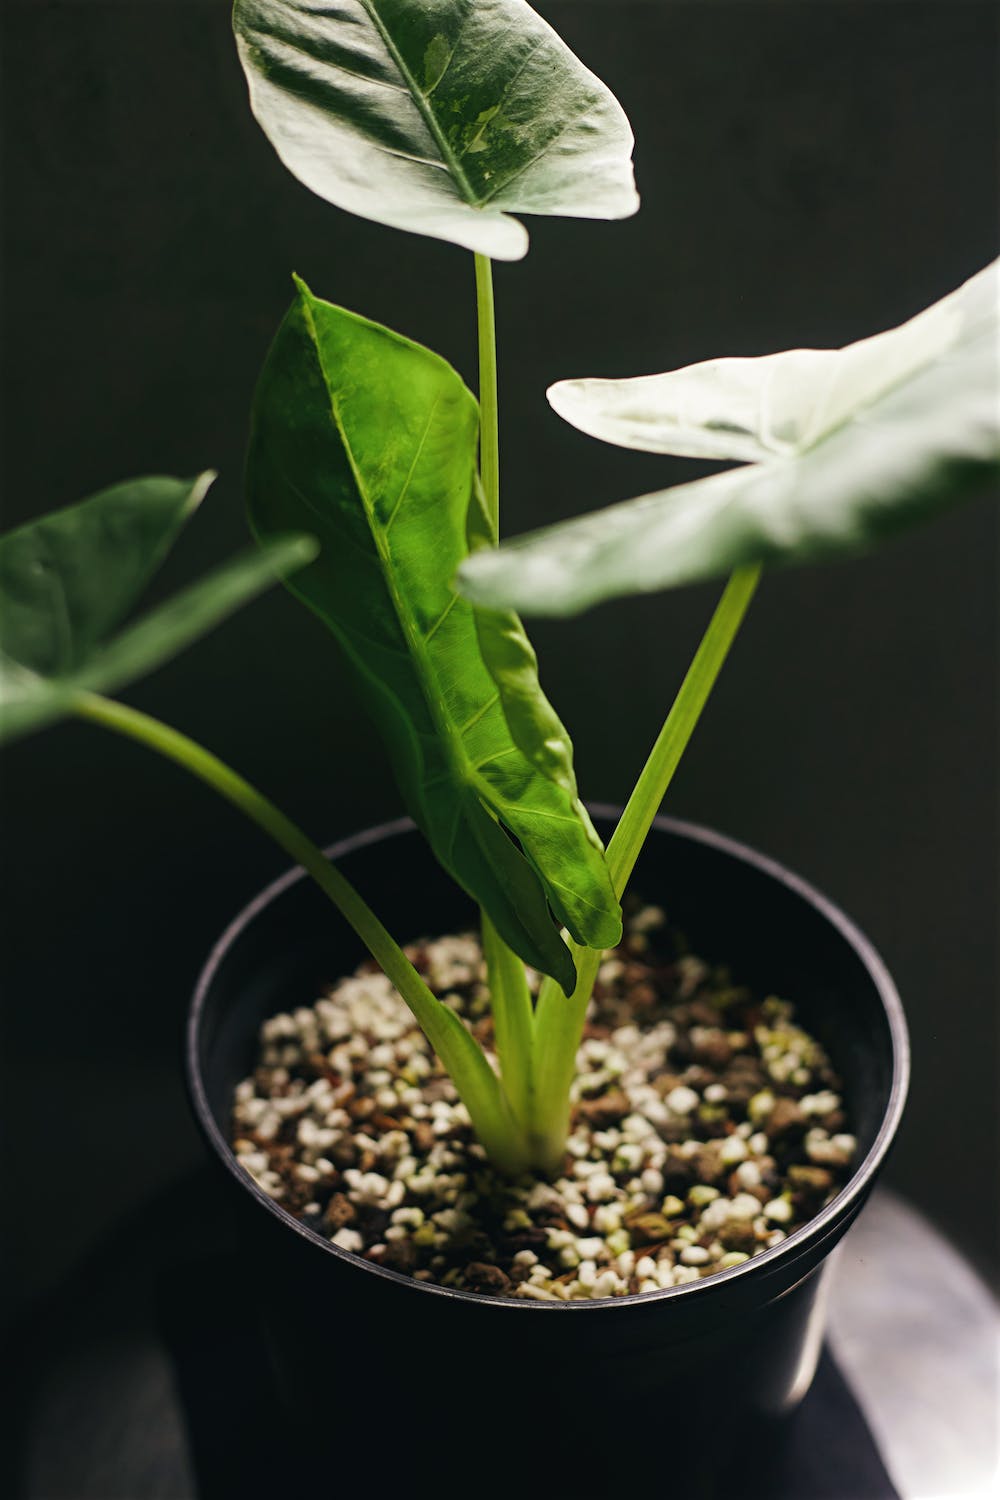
[359,0,480,208]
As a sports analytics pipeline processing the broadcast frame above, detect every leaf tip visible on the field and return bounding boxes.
[452,552,491,605]
[546,379,588,428]
[186,468,218,517]
[473,213,530,263]
[260,530,320,579]
[288,531,320,569]
[291,271,314,303]
[555,941,577,998]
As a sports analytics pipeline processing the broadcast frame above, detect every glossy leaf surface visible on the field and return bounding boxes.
[233,0,637,259]
[458,260,1000,615]
[0,473,316,743]
[246,279,621,988]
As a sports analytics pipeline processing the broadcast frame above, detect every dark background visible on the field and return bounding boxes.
[1,0,997,1330]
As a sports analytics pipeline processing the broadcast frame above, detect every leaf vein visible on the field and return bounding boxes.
[384,392,443,534]
[423,591,459,642]
[479,112,577,206]
[456,38,547,161]
[456,690,500,737]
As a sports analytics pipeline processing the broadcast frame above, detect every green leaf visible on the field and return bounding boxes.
[245,278,621,989]
[457,260,1000,615]
[466,473,595,801]
[233,0,637,260]
[0,472,317,743]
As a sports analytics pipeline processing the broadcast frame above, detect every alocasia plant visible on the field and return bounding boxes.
[2,0,995,1178]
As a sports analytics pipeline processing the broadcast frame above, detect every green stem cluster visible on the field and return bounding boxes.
[478,563,759,1173]
[526,564,760,1172]
[71,260,761,1185]
[470,254,761,1174]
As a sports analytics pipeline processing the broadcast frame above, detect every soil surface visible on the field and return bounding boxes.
[231,904,856,1300]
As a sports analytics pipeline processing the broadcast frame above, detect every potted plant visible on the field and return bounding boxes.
[1,0,995,1482]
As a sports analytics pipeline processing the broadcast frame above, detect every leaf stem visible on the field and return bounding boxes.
[474,253,500,539]
[605,565,762,891]
[529,565,762,1173]
[70,690,530,1175]
[481,910,536,1135]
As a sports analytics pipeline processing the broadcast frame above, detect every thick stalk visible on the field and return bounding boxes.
[529,565,762,1172]
[473,249,540,1150]
[71,690,529,1175]
[481,910,536,1136]
[605,565,762,889]
[474,252,500,538]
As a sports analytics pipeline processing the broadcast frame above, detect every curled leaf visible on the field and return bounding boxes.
[246,279,621,986]
[458,260,1000,615]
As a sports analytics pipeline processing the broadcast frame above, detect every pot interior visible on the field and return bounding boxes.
[194,813,905,1193]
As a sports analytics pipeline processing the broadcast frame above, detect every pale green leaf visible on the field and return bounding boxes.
[233,0,638,259]
[458,260,1000,614]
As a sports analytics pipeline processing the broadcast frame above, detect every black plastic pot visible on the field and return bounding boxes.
[187,811,908,1486]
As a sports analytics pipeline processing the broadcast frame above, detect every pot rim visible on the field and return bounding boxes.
[186,809,910,1314]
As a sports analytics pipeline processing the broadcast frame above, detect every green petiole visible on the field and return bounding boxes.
[71,689,531,1176]
[528,565,762,1173]
[481,911,536,1139]
[605,565,762,894]
[474,253,501,539]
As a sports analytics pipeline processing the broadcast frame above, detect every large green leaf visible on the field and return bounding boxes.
[0,473,317,743]
[458,260,1000,615]
[233,0,637,260]
[245,278,621,989]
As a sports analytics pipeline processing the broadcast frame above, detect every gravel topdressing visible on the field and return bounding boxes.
[231,905,857,1300]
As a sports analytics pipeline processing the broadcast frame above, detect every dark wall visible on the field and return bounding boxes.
[2,0,997,1323]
